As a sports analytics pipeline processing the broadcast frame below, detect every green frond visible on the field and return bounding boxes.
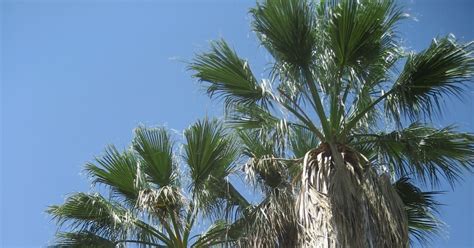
[227,103,291,153]
[394,177,444,245]
[189,39,269,108]
[323,0,404,71]
[251,0,316,68]
[184,119,238,188]
[289,125,320,158]
[47,193,134,240]
[47,193,170,246]
[346,85,381,132]
[184,119,248,214]
[84,146,142,204]
[226,103,279,131]
[386,35,474,121]
[239,130,288,189]
[359,123,474,186]
[49,231,115,248]
[132,126,177,187]
[239,129,275,159]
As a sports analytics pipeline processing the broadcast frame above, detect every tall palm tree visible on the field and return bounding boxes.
[188,0,474,247]
[48,0,474,247]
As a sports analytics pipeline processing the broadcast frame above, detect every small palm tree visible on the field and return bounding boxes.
[48,0,474,247]
[47,121,250,247]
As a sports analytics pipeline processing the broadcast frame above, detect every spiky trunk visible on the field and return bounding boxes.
[297,143,409,248]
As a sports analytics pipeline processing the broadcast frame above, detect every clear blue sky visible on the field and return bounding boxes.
[1,0,473,247]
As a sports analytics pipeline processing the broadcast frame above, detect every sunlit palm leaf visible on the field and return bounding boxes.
[251,0,315,68]
[49,231,115,248]
[47,193,130,238]
[226,103,279,131]
[323,0,404,71]
[132,126,177,187]
[386,35,474,121]
[184,119,249,214]
[357,123,474,186]
[189,39,269,109]
[227,103,291,154]
[46,193,167,244]
[394,177,443,245]
[84,146,142,204]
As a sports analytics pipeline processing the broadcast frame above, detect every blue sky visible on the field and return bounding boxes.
[1,0,473,247]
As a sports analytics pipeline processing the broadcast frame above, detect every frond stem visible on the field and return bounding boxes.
[277,88,325,140]
[343,87,396,135]
[303,67,331,139]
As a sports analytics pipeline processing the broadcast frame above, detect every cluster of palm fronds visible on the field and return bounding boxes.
[48,0,474,247]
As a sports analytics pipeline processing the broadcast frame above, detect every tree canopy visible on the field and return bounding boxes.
[48,0,474,247]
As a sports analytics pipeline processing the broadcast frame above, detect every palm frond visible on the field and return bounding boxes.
[227,103,291,154]
[49,231,115,248]
[184,119,248,215]
[251,0,316,69]
[289,125,320,158]
[394,177,444,246]
[237,188,298,247]
[239,129,290,190]
[323,0,404,71]
[47,193,136,240]
[189,39,270,109]
[47,193,170,246]
[50,231,167,248]
[132,126,177,187]
[386,35,474,121]
[357,123,474,186]
[85,146,142,204]
[226,103,279,131]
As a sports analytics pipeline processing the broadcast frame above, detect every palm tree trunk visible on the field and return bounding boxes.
[297,144,409,248]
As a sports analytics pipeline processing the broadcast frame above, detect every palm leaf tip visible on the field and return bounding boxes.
[189,39,268,108]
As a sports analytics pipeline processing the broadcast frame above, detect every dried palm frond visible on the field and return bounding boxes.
[297,143,408,247]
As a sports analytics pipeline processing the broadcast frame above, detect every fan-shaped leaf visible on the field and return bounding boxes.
[133,126,177,187]
[386,35,474,121]
[358,123,474,186]
[85,146,142,204]
[189,39,269,109]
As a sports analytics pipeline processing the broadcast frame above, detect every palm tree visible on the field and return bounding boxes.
[47,121,250,247]
[48,0,474,247]
[188,0,474,247]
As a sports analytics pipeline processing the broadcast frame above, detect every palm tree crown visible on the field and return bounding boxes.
[48,0,474,247]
